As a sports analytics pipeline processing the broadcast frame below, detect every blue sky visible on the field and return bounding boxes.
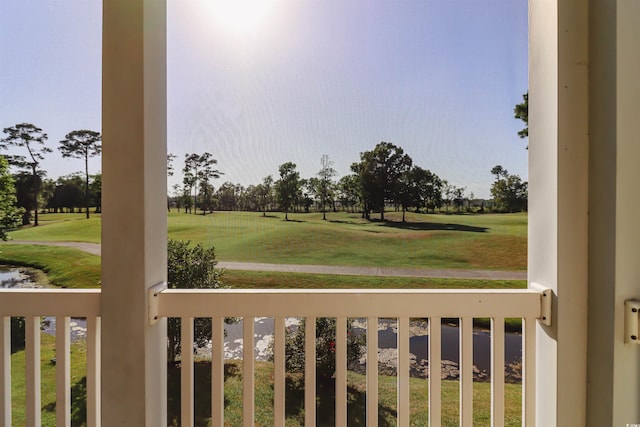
[1,0,528,199]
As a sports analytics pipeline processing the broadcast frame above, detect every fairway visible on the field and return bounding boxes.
[8,210,527,271]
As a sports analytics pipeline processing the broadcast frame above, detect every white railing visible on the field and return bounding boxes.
[159,289,543,427]
[0,288,545,427]
[0,289,101,427]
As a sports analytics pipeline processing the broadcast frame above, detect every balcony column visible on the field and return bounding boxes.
[587,0,640,425]
[101,0,167,426]
[528,0,589,425]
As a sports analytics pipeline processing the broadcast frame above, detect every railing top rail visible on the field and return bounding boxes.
[0,288,545,319]
[0,289,101,317]
[158,288,543,319]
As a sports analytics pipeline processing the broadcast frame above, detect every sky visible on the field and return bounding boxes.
[0,0,528,199]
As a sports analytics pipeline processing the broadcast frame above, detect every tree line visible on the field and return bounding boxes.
[0,123,102,232]
[0,119,528,238]
[169,141,528,222]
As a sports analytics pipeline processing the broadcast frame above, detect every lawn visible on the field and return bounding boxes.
[7,210,527,271]
[9,343,521,427]
[165,360,523,427]
[0,245,525,291]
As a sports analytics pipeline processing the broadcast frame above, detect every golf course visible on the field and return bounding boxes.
[0,210,526,290]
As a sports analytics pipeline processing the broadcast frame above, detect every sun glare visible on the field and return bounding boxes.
[206,0,276,38]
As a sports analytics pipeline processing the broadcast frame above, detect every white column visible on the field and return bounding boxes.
[528,0,589,425]
[101,0,167,425]
[611,2,640,424]
[588,0,640,425]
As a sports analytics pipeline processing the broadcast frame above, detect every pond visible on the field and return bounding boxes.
[0,267,42,288]
[0,266,88,340]
[220,317,523,382]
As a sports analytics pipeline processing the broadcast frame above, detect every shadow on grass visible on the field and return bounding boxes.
[375,220,488,233]
[166,362,398,426]
[43,376,87,426]
[284,375,397,426]
[330,218,488,233]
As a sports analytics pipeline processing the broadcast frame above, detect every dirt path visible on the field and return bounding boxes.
[3,240,527,280]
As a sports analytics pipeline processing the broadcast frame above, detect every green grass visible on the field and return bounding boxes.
[10,334,88,427]
[165,360,522,427]
[0,245,101,288]
[9,343,521,426]
[8,210,527,271]
[9,215,101,243]
[224,269,526,289]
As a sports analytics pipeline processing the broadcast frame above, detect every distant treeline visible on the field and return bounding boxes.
[169,142,527,221]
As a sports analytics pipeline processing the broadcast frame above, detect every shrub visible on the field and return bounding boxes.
[167,239,225,363]
[281,317,364,384]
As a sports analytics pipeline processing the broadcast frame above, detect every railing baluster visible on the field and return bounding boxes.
[366,317,378,427]
[274,317,286,427]
[86,316,101,427]
[243,317,255,427]
[523,317,536,426]
[212,317,224,427]
[181,317,194,427]
[56,316,71,427]
[429,317,442,427]
[336,317,347,425]
[491,317,505,427]
[398,316,410,427]
[25,316,41,427]
[305,317,316,427]
[460,317,473,427]
[1,316,10,427]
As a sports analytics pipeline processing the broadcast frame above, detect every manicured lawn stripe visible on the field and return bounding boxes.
[8,210,527,271]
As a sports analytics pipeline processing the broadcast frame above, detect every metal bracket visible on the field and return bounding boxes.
[531,282,552,326]
[148,281,167,325]
[624,300,640,344]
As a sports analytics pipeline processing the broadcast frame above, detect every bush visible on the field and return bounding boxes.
[167,239,225,363]
[11,316,25,352]
[281,317,364,384]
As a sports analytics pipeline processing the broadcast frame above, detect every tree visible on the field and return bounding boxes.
[398,168,420,222]
[490,165,528,212]
[317,154,337,220]
[1,123,51,226]
[196,153,222,214]
[182,153,199,214]
[89,174,102,213]
[411,166,443,213]
[48,174,85,213]
[183,153,222,215]
[337,174,359,213]
[255,175,274,216]
[12,172,42,224]
[491,165,509,181]
[166,239,226,363]
[59,129,102,218]
[514,91,528,144]
[0,156,23,239]
[351,142,412,220]
[276,162,300,220]
[453,186,466,212]
[167,153,177,212]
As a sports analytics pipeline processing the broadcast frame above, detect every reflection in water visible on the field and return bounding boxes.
[1,266,88,341]
[0,267,40,288]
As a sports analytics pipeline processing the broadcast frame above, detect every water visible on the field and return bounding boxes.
[0,267,41,288]
[220,317,523,381]
[1,266,88,340]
